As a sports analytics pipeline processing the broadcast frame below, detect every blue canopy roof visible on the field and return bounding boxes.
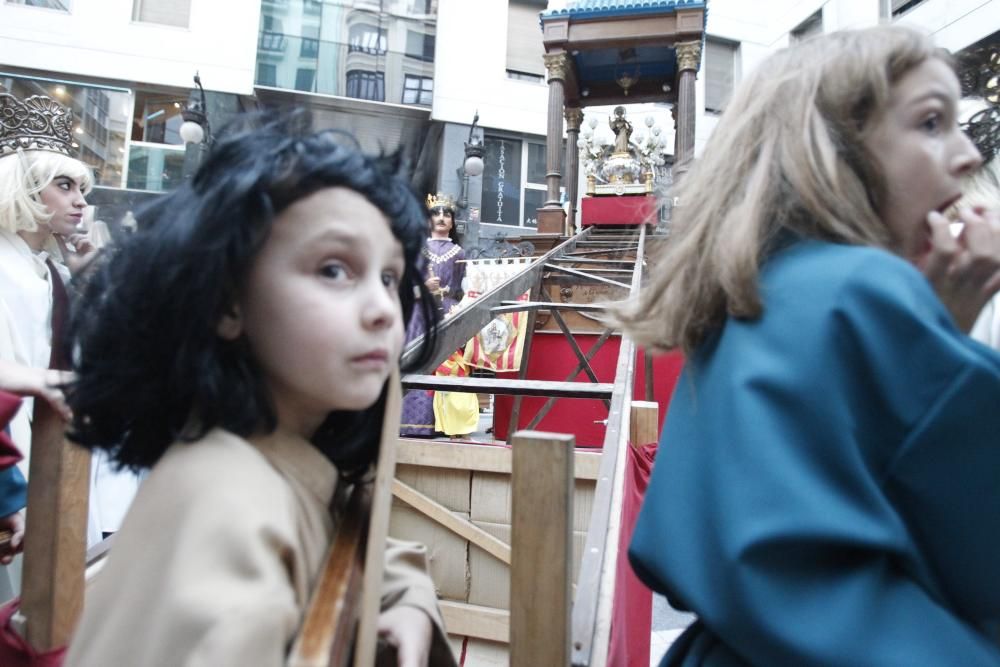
[541,0,707,22]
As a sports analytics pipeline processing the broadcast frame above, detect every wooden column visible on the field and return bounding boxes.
[563,107,583,235]
[674,40,701,173]
[537,52,569,235]
[510,430,574,667]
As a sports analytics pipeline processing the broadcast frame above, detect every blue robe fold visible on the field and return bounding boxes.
[631,241,1000,666]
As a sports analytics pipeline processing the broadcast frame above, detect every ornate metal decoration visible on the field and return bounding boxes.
[961,104,1000,164]
[675,40,702,73]
[543,52,570,83]
[0,93,75,157]
[465,234,535,260]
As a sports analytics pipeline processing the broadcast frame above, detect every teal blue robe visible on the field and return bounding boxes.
[630,240,1000,666]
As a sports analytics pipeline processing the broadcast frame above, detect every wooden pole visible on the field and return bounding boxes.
[510,430,574,667]
[19,400,90,650]
[629,401,659,448]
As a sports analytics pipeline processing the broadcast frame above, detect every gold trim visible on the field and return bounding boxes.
[543,52,570,82]
[675,41,702,73]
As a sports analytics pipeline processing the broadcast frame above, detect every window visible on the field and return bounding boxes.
[131,91,185,144]
[482,136,522,226]
[259,31,287,52]
[346,70,384,101]
[0,74,130,187]
[791,10,822,43]
[892,0,926,16]
[348,24,387,55]
[257,63,277,87]
[405,31,435,62]
[131,0,191,27]
[303,0,321,15]
[301,25,320,58]
[402,75,432,105]
[704,38,737,114]
[506,0,546,78]
[295,69,315,92]
[5,0,68,9]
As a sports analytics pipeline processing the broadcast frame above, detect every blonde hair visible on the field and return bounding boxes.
[0,150,94,233]
[614,26,944,355]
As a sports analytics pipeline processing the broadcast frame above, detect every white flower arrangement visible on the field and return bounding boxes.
[578,114,670,180]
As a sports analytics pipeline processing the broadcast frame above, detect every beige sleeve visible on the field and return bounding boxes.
[381,536,458,667]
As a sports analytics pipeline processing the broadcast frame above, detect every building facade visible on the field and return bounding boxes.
[0,0,996,237]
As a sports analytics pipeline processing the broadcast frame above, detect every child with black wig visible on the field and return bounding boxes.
[63,114,456,667]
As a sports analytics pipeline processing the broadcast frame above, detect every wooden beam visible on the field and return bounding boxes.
[629,401,659,448]
[439,601,509,643]
[510,431,575,667]
[543,264,631,289]
[490,301,608,315]
[401,375,614,399]
[396,440,602,480]
[19,401,90,650]
[392,479,511,565]
[352,372,402,667]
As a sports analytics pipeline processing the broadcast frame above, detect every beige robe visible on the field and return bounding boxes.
[65,429,456,666]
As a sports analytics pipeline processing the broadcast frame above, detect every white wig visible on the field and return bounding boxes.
[0,150,94,233]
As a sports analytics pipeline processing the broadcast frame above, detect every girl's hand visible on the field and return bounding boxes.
[0,360,73,421]
[917,208,1000,332]
[425,276,441,293]
[57,233,100,275]
[376,605,432,667]
[0,511,24,565]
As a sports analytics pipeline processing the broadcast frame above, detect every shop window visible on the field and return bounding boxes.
[346,70,384,101]
[132,0,191,27]
[482,136,522,226]
[402,75,432,105]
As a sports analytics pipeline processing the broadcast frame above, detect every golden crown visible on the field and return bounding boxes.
[426,192,456,211]
[0,93,75,158]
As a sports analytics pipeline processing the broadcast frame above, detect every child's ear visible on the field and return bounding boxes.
[216,304,243,341]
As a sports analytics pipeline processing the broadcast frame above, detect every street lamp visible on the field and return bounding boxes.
[180,73,211,180]
[457,111,484,209]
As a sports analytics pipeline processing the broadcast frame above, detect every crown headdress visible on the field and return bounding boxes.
[0,93,75,158]
[426,192,456,212]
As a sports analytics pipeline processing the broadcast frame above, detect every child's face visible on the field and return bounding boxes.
[864,58,982,261]
[38,174,87,236]
[228,187,406,439]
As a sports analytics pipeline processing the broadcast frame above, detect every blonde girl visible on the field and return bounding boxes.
[621,26,1000,666]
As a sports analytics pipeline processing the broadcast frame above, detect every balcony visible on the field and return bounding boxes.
[254,33,435,107]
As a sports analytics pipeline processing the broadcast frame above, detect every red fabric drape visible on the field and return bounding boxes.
[607,442,658,667]
[0,391,23,468]
[0,599,66,667]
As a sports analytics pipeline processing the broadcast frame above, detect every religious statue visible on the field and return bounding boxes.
[609,106,633,155]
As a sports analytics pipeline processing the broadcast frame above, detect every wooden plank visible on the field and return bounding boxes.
[392,479,511,565]
[629,401,659,448]
[510,431,575,667]
[439,601,510,643]
[352,371,402,667]
[401,375,614,399]
[395,439,602,480]
[20,401,90,650]
[287,485,370,667]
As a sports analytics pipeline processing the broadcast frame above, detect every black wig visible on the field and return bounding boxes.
[65,112,439,477]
